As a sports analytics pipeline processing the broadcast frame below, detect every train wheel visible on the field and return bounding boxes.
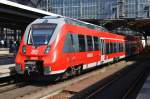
[61,70,71,80]
[54,76,61,82]
[15,74,24,82]
[113,57,118,63]
[71,67,77,76]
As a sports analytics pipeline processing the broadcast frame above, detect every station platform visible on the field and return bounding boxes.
[0,48,9,55]
[0,53,14,65]
[0,54,15,78]
[0,64,15,78]
[136,74,150,99]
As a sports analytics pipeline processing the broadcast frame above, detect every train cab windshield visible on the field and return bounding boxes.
[28,23,57,46]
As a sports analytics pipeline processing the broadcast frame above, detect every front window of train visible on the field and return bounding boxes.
[28,23,57,46]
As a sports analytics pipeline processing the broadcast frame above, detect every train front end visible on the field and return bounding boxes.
[15,17,63,78]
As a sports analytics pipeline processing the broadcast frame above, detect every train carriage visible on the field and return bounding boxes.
[15,16,143,80]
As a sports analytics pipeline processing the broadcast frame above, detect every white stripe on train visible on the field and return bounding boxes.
[49,55,126,74]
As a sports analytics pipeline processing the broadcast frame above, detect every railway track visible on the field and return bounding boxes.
[0,75,28,94]
[0,82,27,93]
[84,63,148,99]
[70,54,150,99]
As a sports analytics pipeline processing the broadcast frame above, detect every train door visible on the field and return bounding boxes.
[100,39,105,62]
[62,33,78,77]
[69,34,76,66]
[71,34,79,65]
[63,33,75,66]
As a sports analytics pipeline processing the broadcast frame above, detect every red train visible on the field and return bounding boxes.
[15,16,143,80]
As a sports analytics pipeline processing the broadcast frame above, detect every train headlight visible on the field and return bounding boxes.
[22,45,26,54]
[45,46,51,54]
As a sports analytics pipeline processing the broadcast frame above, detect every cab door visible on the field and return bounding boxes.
[70,33,78,66]
[63,33,76,66]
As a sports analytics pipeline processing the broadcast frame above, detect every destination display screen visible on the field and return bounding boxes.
[32,24,57,29]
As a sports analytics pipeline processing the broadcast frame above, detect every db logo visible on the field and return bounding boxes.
[31,50,39,55]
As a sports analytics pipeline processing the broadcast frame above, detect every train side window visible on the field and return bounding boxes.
[122,43,124,52]
[110,43,113,53]
[99,38,101,51]
[94,37,99,51]
[119,43,123,52]
[113,43,116,53]
[87,36,93,51]
[109,42,111,54]
[105,43,107,54]
[63,33,74,53]
[106,43,109,54]
[100,39,105,55]
[112,43,114,53]
[107,42,110,54]
[121,43,123,52]
[109,43,112,54]
[118,43,120,52]
[108,42,110,54]
[119,43,121,52]
[115,43,117,53]
[114,43,116,53]
[116,43,119,52]
[123,43,125,52]
[78,35,86,52]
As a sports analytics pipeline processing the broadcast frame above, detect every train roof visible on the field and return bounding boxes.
[32,16,138,40]
[41,16,127,40]
[42,16,108,32]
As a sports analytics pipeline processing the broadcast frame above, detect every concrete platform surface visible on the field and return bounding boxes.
[136,75,150,99]
[0,48,9,55]
[0,64,15,78]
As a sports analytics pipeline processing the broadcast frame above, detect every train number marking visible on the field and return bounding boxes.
[31,49,39,55]
[87,53,93,58]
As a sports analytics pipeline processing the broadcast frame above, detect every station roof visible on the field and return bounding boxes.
[0,0,59,30]
[110,18,150,36]
[0,0,57,16]
[83,18,150,36]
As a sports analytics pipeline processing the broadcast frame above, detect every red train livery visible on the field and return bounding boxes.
[15,16,143,80]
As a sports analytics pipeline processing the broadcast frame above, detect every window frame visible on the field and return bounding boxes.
[86,35,94,51]
[78,34,86,52]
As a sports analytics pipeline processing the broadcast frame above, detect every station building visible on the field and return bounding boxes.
[36,0,150,19]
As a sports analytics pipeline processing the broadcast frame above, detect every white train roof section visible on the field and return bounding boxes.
[0,0,59,16]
